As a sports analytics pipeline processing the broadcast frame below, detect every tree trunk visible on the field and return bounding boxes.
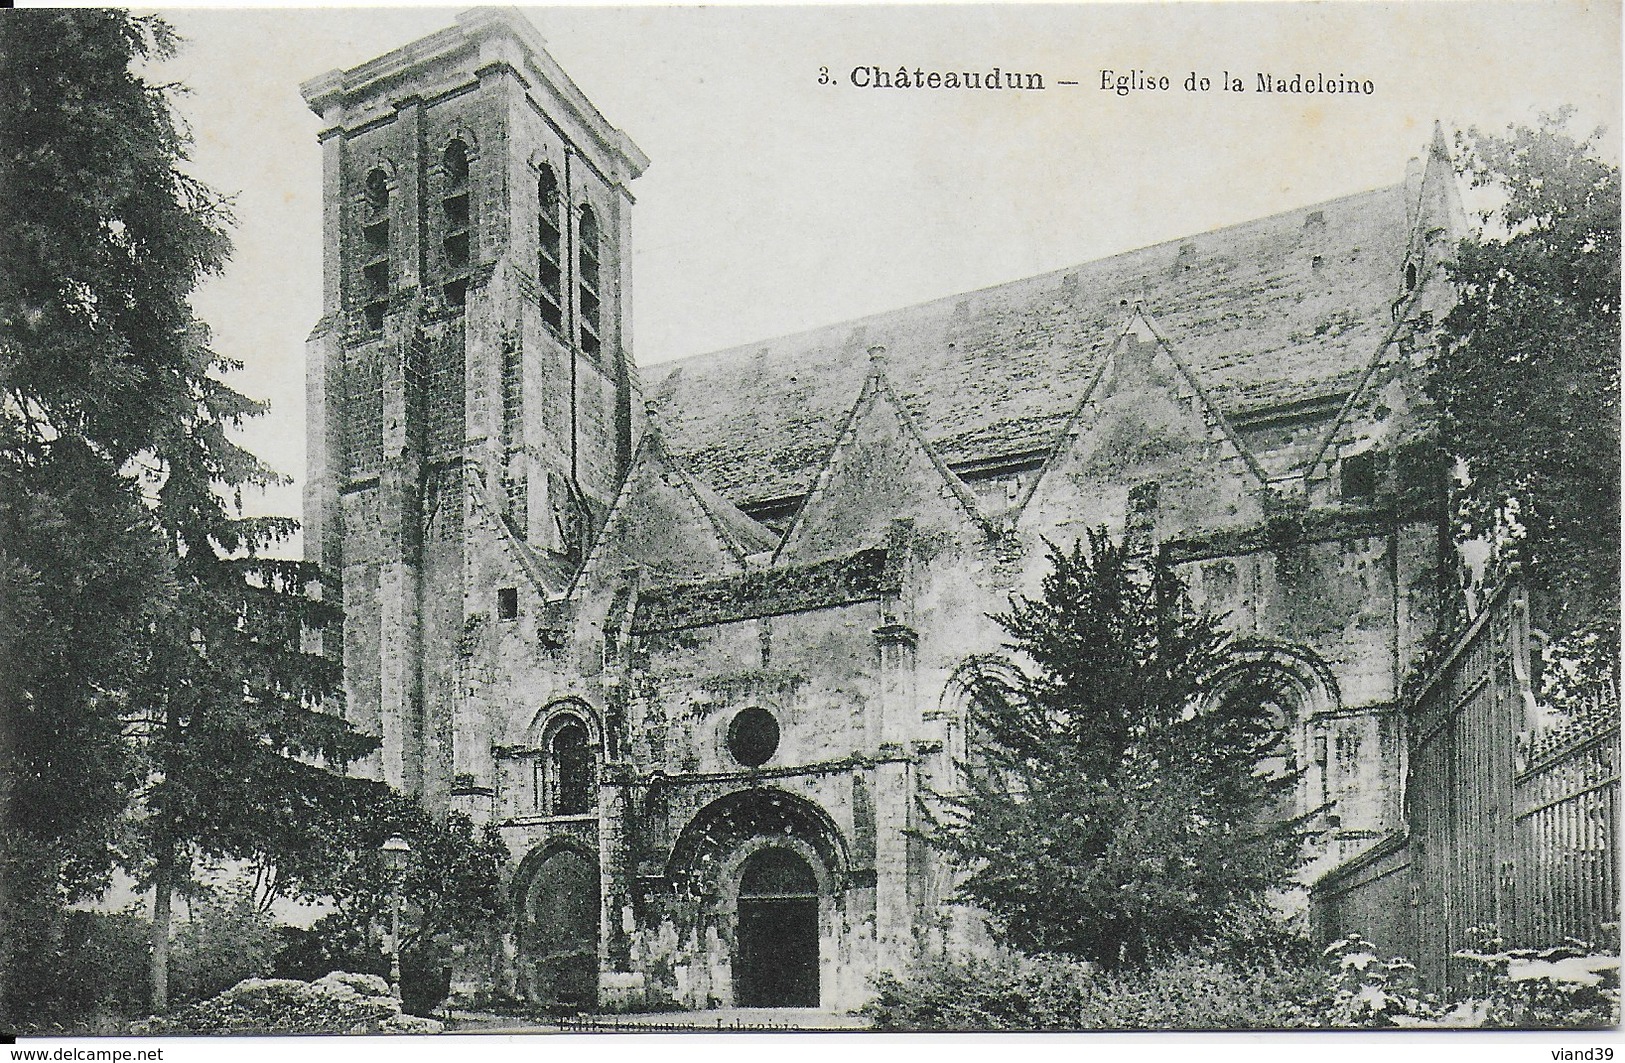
[149,839,175,1013]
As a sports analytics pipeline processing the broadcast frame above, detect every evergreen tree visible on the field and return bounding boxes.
[929,532,1301,969]
[0,10,380,1016]
[0,10,234,1020]
[1430,112,1620,650]
[131,444,378,1010]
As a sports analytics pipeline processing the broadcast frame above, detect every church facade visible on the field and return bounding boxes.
[301,11,1465,1011]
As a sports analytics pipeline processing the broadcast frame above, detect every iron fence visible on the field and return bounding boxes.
[1310,574,1620,995]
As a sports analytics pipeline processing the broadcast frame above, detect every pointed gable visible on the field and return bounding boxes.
[466,471,574,600]
[1019,310,1266,545]
[576,426,777,589]
[1302,127,1467,503]
[776,356,988,565]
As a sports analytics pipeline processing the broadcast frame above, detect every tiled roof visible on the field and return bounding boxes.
[652,183,1408,508]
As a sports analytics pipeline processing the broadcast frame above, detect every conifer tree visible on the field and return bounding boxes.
[929,531,1301,969]
[130,391,379,1009]
[0,10,380,1016]
[0,10,230,908]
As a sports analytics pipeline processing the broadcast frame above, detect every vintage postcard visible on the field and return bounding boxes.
[1,1,1619,1052]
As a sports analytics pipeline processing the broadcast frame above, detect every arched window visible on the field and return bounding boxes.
[1203,641,1339,821]
[443,138,469,186]
[537,166,563,331]
[1125,480,1160,554]
[550,719,594,815]
[577,205,602,359]
[441,140,471,306]
[942,656,1024,789]
[1210,670,1299,783]
[361,168,390,332]
[528,707,599,817]
[964,677,1014,788]
[365,168,390,213]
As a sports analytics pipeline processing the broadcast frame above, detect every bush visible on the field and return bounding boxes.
[54,910,153,1030]
[869,928,1622,1031]
[271,917,447,1017]
[1306,934,1442,1028]
[135,972,443,1035]
[170,887,282,1005]
[3,908,153,1033]
[400,946,452,1017]
[272,919,386,983]
[866,949,1320,1031]
[1452,926,1621,1029]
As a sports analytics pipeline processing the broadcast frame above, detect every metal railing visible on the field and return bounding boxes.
[1311,574,1619,994]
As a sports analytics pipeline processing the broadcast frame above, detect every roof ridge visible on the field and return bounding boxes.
[651,181,1406,376]
[570,427,772,594]
[772,374,881,564]
[870,370,992,536]
[672,459,778,558]
[1136,308,1271,487]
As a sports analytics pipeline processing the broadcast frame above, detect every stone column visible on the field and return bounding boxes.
[871,621,919,964]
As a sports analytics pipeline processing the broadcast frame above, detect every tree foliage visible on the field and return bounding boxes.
[0,9,226,908]
[0,11,233,464]
[285,797,509,1012]
[928,532,1301,969]
[0,11,237,1019]
[297,796,510,959]
[168,884,282,1005]
[0,10,381,1018]
[1431,112,1620,642]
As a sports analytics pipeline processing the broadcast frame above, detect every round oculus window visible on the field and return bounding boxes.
[727,707,780,768]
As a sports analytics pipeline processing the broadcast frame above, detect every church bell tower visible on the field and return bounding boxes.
[300,9,648,803]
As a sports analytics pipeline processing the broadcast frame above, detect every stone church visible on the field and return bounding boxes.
[300,10,1464,1011]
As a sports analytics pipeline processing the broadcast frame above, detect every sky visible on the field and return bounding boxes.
[141,1,1622,536]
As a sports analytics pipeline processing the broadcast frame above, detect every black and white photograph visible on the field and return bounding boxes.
[0,0,1619,1046]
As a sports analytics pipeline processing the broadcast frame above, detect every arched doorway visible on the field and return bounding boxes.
[665,788,849,1009]
[518,846,599,1008]
[734,847,819,1007]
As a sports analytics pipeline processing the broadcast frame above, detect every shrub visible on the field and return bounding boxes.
[169,886,283,1005]
[866,949,1319,1031]
[868,928,1623,1031]
[1306,934,1442,1028]
[135,972,443,1035]
[1453,925,1621,1029]
[400,946,452,1017]
[41,910,153,1031]
[271,917,447,1017]
[4,908,155,1033]
[287,803,507,1015]
[272,919,387,983]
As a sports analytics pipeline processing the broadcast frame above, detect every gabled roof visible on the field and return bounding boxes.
[1015,308,1268,516]
[571,423,777,593]
[467,471,574,599]
[1016,312,1269,540]
[775,359,989,565]
[652,181,1411,509]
